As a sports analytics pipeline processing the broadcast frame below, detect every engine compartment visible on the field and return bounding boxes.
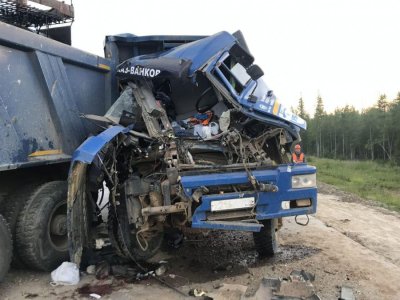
[76,78,294,261]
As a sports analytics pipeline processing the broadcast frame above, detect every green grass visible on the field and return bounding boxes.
[308,156,400,211]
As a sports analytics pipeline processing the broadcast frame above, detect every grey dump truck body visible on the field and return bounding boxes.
[0,22,114,275]
[0,22,114,174]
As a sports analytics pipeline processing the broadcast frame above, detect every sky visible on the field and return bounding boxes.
[71,0,400,115]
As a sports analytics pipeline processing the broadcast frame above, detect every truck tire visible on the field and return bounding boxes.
[15,181,69,271]
[0,184,41,268]
[253,219,278,257]
[108,197,163,262]
[0,214,12,282]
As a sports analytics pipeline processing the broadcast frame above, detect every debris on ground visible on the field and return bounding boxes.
[50,262,80,286]
[155,265,167,276]
[111,265,137,279]
[339,286,355,300]
[84,258,171,288]
[86,265,96,275]
[207,283,247,299]
[204,270,320,300]
[189,288,208,297]
[290,269,315,282]
[95,261,110,280]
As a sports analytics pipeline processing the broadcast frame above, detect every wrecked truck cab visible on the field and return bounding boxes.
[67,31,317,266]
[116,31,306,135]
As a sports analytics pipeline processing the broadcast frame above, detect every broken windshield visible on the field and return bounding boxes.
[230,63,251,87]
[217,55,251,95]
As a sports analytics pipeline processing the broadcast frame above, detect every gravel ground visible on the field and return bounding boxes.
[1,183,400,299]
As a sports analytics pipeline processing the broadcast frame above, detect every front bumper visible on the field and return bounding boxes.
[181,164,317,232]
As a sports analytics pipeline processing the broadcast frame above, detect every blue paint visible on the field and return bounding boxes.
[163,31,236,75]
[182,165,317,232]
[192,221,263,232]
[71,126,130,164]
[118,32,235,78]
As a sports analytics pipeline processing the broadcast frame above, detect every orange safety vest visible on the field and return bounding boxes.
[292,152,305,163]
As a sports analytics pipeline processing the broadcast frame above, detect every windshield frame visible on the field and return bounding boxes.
[213,52,257,103]
[203,50,307,131]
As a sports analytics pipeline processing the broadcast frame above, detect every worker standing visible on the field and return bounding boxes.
[292,144,306,163]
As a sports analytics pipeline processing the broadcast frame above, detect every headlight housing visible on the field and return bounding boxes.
[291,174,317,189]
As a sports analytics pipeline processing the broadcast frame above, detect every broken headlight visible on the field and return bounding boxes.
[291,174,316,189]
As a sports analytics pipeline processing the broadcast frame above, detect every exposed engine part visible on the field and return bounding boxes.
[149,191,165,222]
[192,186,209,203]
[128,82,173,138]
[141,202,188,217]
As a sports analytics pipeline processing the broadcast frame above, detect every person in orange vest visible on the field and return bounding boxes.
[292,144,306,163]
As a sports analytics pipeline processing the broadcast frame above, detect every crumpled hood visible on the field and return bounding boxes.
[116,31,306,131]
[116,31,235,80]
[240,80,307,130]
[252,97,307,130]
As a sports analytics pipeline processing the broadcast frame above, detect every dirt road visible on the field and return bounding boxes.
[1,184,400,299]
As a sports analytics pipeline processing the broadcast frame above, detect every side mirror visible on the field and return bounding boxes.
[229,43,254,68]
[247,64,264,81]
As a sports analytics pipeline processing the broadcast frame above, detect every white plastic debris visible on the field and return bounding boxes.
[210,122,219,135]
[194,124,211,139]
[50,262,80,286]
[219,110,230,132]
[90,293,102,299]
[155,265,167,276]
[86,265,96,275]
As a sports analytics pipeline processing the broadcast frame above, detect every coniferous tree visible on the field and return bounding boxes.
[314,95,326,157]
[294,91,400,163]
[297,97,310,120]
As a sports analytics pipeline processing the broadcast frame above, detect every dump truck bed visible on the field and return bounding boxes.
[0,22,114,171]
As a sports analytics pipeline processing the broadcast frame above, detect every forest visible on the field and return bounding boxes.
[296,92,400,164]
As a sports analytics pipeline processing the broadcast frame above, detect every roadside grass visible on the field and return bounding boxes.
[308,156,400,211]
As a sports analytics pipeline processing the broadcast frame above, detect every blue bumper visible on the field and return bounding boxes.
[181,164,317,232]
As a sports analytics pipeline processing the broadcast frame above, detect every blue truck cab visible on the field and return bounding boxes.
[68,31,317,264]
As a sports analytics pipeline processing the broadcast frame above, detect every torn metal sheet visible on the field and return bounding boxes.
[339,286,356,300]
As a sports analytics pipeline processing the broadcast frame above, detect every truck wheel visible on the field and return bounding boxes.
[0,184,41,268]
[0,214,12,282]
[109,197,163,262]
[15,181,69,271]
[253,219,278,257]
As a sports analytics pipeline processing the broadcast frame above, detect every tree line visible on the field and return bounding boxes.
[296,92,400,163]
